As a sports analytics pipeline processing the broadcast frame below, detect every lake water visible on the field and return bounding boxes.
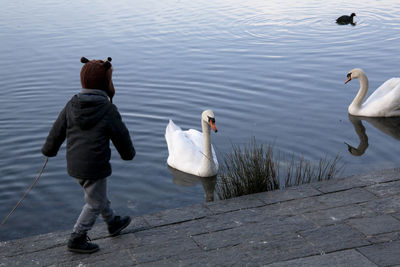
[1,0,400,241]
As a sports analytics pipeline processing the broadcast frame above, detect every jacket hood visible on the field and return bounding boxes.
[68,89,112,130]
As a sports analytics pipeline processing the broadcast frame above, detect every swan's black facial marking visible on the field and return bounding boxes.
[208,116,218,133]
[345,72,352,84]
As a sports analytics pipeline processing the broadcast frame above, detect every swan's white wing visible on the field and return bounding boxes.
[165,120,182,164]
[184,129,203,149]
[166,120,184,167]
[364,78,400,106]
[165,121,204,175]
[361,78,400,117]
[166,119,181,133]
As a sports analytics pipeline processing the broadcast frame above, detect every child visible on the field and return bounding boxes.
[42,57,135,253]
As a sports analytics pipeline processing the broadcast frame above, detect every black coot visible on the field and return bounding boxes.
[336,13,356,25]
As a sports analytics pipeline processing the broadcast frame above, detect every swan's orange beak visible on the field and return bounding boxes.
[345,73,352,84]
[210,120,218,133]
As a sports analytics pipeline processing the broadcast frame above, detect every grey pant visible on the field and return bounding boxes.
[73,178,115,234]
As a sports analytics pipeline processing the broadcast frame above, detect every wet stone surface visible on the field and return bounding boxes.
[1,168,400,266]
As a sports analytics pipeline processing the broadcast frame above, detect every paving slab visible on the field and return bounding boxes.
[240,233,320,264]
[311,175,372,193]
[265,249,377,267]
[1,168,400,266]
[299,224,370,253]
[205,193,266,214]
[315,188,377,208]
[136,245,254,267]
[365,180,400,197]
[256,196,330,217]
[256,183,322,204]
[366,231,400,244]
[303,204,376,226]
[141,203,212,227]
[360,195,400,215]
[348,215,400,236]
[357,240,400,266]
[128,235,200,264]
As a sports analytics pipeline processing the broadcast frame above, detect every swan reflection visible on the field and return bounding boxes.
[168,166,217,202]
[346,114,400,156]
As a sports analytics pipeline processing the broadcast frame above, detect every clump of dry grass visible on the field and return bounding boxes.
[216,139,342,200]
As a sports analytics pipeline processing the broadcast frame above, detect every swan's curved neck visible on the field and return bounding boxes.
[349,73,369,112]
[201,119,212,161]
[347,115,368,156]
[199,117,217,177]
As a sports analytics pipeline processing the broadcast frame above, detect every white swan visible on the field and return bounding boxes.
[345,68,400,117]
[165,110,218,177]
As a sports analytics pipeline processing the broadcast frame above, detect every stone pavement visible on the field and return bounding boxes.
[1,169,400,266]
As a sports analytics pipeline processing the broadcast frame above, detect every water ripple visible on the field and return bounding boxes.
[1,0,400,241]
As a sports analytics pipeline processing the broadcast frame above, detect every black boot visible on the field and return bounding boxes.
[67,232,99,253]
[108,215,131,236]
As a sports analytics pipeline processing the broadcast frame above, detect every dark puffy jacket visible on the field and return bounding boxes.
[42,89,135,179]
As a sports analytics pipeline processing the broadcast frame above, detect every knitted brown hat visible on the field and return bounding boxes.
[80,57,115,103]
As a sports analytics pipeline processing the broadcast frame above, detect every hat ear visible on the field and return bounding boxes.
[103,61,112,70]
[107,57,112,62]
[81,57,89,64]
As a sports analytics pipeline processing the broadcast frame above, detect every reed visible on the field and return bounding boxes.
[216,139,342,200]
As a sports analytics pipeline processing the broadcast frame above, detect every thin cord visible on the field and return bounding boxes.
[0,157,48,227]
